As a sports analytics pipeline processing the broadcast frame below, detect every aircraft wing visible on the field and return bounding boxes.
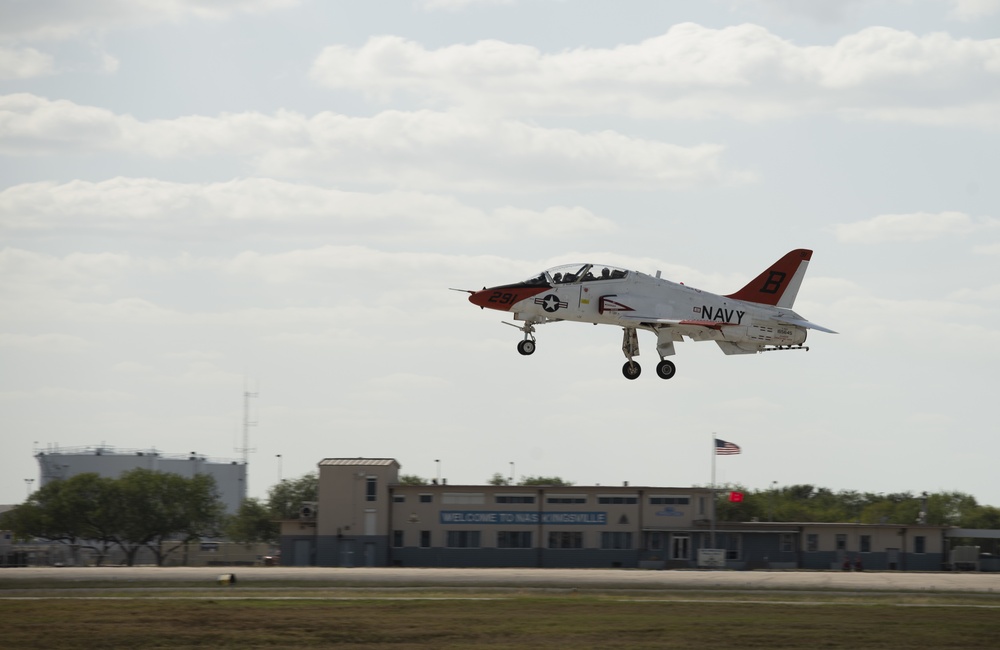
[777,317,838,334]
[617,316,739,330]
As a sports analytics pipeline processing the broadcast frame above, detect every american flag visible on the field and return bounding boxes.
[715,439,741,455]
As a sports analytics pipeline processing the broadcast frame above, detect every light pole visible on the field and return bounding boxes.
[769,481,778,521]
[509,461,515,486]
[435,459,441,484]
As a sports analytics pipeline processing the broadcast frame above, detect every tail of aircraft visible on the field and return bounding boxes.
[725,249,813,308]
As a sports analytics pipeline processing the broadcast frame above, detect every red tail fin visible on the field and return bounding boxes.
[725,249,813,308]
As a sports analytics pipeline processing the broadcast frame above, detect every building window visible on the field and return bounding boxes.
[393,495,405,503]
[446,531,481,548]
[699,497,706,516]
[598,496,638,505]
[780,534,794,553]
[671,534,690,560]
[366,477,377,502]
[419,494,433,503]
[442,493,485,505]
[601,532,632,550]
[725,534,741,560]
[860,535,871,553]
[495,495,535,504]
[914,536,926,554]
[650,496,690,505]
[420,531,431,548]
[548,531,583,549]
[497,531,532,548]
[835,534,847,551]
[806,534,818,552]
[392,530,404,548]
[547,496,586,504]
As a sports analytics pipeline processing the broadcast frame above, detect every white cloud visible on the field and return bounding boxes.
[0,386,132,403]
[735,0,868,23]
[0,177,617,241]
[973,242,1000,255]
[0,332,93,352]
[0,96,744,190]
[0,248,133,302]
[309,25,1000,129]
[950,284,1000,302]
[0,45,54,79]
[416,0,516,10]
[947,0,1000,20]
[0,0,300,43]
[833,212,1000,243]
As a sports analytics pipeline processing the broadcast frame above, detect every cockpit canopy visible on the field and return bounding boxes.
[523,263,629,286]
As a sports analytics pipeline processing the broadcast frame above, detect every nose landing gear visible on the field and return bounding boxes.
[504,320,537,356]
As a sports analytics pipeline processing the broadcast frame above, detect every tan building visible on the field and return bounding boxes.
[279,458,951,571]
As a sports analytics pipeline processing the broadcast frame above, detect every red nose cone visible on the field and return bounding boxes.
[469,290,493,309]
[469,285,549,311]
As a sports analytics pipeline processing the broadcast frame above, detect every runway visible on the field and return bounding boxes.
[3,566,1000,594]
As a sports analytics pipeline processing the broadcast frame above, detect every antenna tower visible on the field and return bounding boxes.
[238,381,258,465]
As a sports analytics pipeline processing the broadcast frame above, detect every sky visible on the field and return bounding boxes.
[2,0,999,509]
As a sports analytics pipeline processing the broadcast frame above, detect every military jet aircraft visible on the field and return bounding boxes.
[461,249,835,380]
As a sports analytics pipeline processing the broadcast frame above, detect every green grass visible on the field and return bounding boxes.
[1,592,999,649]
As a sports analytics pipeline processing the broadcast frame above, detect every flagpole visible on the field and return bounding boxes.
[711,432,716,549]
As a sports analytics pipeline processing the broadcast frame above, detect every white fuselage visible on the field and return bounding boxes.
[508,270,808,351]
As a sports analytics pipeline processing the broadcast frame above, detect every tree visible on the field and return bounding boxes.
[518,476,574,486]
[486,474,573,486]
[224,497,278,544]
[398,474,429,486]
[267,472,318,519]
[109,469,224,566]
[223,471,319,545]
[0,470,225,566]
[0,473,119,565]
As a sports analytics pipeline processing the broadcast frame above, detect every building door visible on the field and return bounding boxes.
[886,547,900,570]
[340,540,355,567]
[364,543,376,567]
[671,534,690,560]
[292,539,312,567]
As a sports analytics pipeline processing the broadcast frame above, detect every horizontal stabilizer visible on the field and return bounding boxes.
[779,317,837,334]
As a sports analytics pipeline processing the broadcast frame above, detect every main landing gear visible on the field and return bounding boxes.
[624,359,676,380]
[621,327,676,381]
[504,321,677,381]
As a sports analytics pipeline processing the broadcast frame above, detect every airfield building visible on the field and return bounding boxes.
[279,458,950,571]
[35,445,247,514]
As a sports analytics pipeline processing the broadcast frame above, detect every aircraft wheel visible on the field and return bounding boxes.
[517,340,536,356]
[622,361,641,380]
[656,360,676,380]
